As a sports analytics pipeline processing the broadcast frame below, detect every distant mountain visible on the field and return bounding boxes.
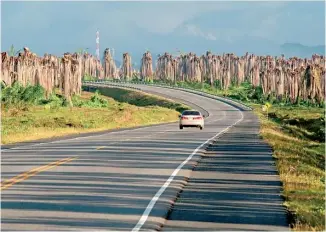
[280,43,325,58]
[101,23,325,69]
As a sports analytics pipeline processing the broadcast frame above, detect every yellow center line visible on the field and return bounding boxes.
[1,156,78,191]
[96,146,106,150]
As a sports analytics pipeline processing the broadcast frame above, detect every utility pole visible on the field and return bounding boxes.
[111,48,115,61]
[96,30,100,61]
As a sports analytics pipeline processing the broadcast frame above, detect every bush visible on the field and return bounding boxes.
[88,90,108,107]
[1,83,109,109]
[1,82,46,107]
[21,84,45,105]
[213,80,222,90]
[249,85,265,102]
[42,93,65,109]
[71,90,108,108]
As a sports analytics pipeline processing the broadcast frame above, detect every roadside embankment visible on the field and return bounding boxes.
[1,83,189,145]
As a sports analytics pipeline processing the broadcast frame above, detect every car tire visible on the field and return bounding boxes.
[179,125,183,130]
[200,126,203,130]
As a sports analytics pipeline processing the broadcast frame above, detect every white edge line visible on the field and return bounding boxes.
[132,109,244,232]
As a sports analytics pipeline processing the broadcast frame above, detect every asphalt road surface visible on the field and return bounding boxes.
[1,84,289,231]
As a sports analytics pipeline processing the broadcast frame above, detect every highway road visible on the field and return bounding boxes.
[1,84,289,231]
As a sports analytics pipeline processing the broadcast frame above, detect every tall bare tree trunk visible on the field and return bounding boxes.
[140,51,153,81]
[122,53,133,81]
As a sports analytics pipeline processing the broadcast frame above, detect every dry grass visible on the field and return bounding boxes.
[1,90,183,145]
[250,103,325,231]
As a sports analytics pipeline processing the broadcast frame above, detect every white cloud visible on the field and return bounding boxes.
[206,33,217,41]
[183,24,216,41]
[2,0,323,56]
[3,1,289,37]
[251,14,281,40]
[128,2,288,35]
[124,2,232,34]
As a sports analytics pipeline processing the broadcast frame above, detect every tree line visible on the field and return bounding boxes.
[2,47,325,104]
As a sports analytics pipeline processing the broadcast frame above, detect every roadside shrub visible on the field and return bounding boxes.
[1,82,111,109]
[48,93,64,108]
[1,82,46,107]
[72,95,84,107]
[249,85,265,102]
[88,90,108,107]
[61,97,71,107]
[213,80,222,90]
[73,90,108,108]
[41,93,65,109]
[21,84,45,105]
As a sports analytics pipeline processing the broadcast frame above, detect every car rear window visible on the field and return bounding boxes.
[182,111,200,116]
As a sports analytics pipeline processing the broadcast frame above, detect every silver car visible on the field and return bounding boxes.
[179,110,205,130]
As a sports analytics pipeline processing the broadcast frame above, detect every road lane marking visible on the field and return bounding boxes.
[132,110,244,232]
[1,156,78,190]
[96,146,106,150]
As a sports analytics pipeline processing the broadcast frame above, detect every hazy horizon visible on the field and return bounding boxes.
[2,1,325,61]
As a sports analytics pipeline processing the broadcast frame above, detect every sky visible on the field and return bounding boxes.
[1,1,325,63]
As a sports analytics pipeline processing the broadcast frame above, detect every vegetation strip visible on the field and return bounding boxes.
[3,49,324,106]
[1,156,78,190]
[254,105,324,231]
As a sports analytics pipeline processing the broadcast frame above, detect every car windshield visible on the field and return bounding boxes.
[182,111,200,116]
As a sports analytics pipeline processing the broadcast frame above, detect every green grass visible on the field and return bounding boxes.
[251,104,325,231]
[1,84,189,144]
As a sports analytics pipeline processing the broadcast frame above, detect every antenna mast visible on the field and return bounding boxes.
[96,30,100,61]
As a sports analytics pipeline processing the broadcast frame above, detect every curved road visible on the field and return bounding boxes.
[1,84,289,231]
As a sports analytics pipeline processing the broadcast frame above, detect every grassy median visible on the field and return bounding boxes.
[1,83,188,145]
[83,85,189,113]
